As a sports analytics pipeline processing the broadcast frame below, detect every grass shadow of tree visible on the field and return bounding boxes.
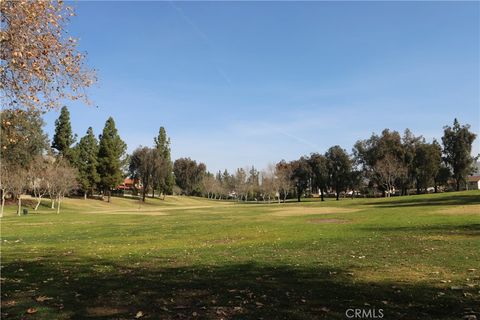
[2,257,478,319]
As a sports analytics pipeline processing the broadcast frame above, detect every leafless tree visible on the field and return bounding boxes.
[275,161,292,203]
[49,159,77,213]
[260,164,278,203]
[28,156,52,210]
[373,154,407,197]
[1,165,28,216]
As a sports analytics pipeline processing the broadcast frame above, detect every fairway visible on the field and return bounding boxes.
[1,191,480,319]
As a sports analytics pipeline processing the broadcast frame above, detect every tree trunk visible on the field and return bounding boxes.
[107,190,111,203]
[336,191,339,201]
[142,188,146,202]
[35,196,42,210]
[434,184,438,193]
[456,179,460,191]
[297,191,301,202]
[51,197,55,209]
[17,196,22,216]
[84,191,87,200]
[320,189,324,202]
[0,193,5,218]
[416,180,420,195]
[57,197,61,214]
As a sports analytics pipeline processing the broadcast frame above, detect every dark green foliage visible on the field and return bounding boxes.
[354,129,418,195]
[0,109,48,167]
[74,127,100,197]
[401,129,424,195]
[442,119,477,191]
[173,157,206,196]
[97,117,127,200]
[153,127,174,196]
[326,145,352,200]
[414,140,442,193]
[290,157,311,202]
[129,146,159,201]
[52,106,75,160]
[308,153,329,201]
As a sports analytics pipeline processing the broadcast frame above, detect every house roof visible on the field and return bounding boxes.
[124,178,135,185]
[467,175,480,182]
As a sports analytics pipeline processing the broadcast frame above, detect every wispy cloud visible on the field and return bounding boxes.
[168,1,232,86]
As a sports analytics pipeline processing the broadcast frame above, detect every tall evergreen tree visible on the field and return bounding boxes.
[52,106,75,160]
[75,127,100,199]
[97,117,127,202]
[153,127,174,197]
[442,119,477,191]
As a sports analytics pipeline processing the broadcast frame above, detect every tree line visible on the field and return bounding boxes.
[0,106,477,217]
[189,120,477,202]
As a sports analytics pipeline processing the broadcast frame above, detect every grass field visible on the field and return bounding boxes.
[1,191,479,319]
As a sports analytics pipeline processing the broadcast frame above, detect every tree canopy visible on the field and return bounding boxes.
[442,119,477,191]
[0,0,95,110]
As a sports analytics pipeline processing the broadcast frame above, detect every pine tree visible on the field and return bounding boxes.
[153,126,174,197]
[52,106,75,160]
[75,127,100,199]
[97,117,127,202]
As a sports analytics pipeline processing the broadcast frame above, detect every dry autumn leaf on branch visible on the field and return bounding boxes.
[0,0,96,111]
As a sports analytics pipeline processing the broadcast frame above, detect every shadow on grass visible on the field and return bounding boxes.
[2,258,478,319]
[363,193,480,209]
[360,223,480,237]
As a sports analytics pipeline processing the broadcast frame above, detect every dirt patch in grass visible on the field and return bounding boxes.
[270,206,358,216]
[435,204,480,216]
[11,221,94,226]
[308,218,349,224]
[9,222,55,226]
[85,306,129,317]
[86,205,235,216]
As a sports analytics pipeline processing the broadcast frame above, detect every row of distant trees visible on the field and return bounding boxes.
[191,120,476,202]
[0,105,477,217]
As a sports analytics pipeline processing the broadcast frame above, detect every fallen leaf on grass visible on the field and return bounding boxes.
[26,308,37,314]
[35,296,53,302]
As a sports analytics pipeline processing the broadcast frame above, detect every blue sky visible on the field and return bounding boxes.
[44,1,480,173]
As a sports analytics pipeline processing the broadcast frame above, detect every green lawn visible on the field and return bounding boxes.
[1,191,479,319]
